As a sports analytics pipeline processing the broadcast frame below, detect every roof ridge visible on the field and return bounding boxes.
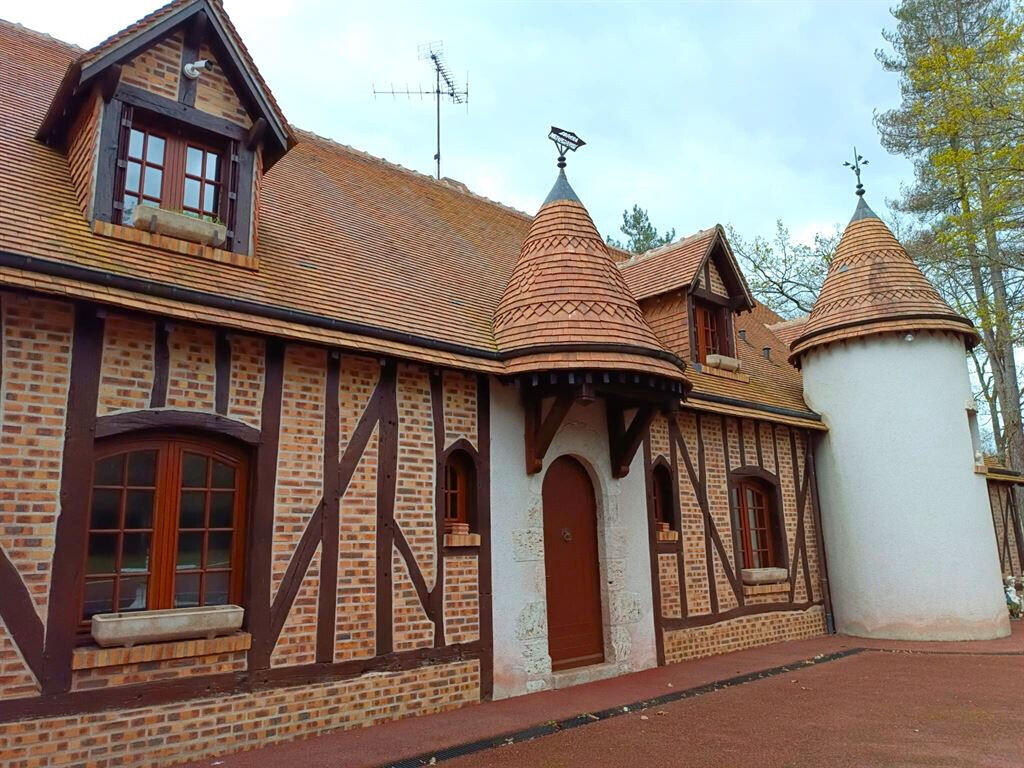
[617,226,718,268]
[0,18,85,52]
[294,128,535,222]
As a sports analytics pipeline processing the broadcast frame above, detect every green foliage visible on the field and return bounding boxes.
[726,221,840,318]
[606,205,676,254]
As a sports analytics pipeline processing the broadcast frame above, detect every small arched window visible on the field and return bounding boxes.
[443,450,477,534]
[651,464,675,532]
[732,478,779,569]
[81,435,248,630]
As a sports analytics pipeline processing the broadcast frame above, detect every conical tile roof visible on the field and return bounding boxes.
[494,170,688,382]
[790,196,977,366]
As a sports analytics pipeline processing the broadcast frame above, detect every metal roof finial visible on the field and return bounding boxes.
[548,126,585,169]
[843,147,869,197]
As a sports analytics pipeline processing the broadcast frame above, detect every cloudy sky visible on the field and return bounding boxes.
[1,0,909,245]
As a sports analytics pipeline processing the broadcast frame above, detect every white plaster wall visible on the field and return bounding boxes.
[489,380,658,699]
[802,332,1009,640]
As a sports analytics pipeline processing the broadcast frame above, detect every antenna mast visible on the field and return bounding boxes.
[373,41,469,179]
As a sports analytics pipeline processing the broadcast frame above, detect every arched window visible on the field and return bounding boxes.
[443,450,477,534]
[651,464,675,531]
[732,478,779,569]
[81,435,248,629]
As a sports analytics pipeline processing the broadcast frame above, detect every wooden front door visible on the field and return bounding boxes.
[542,456,604,671]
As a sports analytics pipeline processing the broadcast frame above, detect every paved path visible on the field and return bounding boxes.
[181,626,1024,768]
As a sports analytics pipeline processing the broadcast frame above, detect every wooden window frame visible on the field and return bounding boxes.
[651,463,676,531]
[79,433,249,636]
[115,112,228,226]
[731,475,784,570]
[443,450,477,533]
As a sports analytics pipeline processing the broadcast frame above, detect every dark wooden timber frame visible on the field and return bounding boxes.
[519,370,684,479]
[644,411,827,639]
[989,479,1024,578]
[0,306,494,720]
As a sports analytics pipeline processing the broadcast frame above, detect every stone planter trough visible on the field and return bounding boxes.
[132,205,227,248]
[91,605,244,648]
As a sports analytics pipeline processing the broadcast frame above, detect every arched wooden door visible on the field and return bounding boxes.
[542,456,604,671]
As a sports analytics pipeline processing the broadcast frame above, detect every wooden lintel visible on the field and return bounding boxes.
[524,391,576,474]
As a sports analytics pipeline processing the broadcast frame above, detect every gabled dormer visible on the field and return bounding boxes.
[619,225,755,374]
[36,0,292,261]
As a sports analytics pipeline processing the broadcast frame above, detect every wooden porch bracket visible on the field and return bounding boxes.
[606,400,656,478]
[524,391,575,474]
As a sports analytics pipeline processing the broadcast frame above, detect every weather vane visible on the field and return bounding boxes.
[548,126,585,169]
[843,147,869,197]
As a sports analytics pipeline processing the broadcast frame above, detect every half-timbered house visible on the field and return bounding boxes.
[0,1,1013,765]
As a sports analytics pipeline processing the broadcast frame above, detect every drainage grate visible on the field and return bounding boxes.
[381,647,865,768]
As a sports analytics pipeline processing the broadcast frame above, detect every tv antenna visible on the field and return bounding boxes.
[373,41,469,179]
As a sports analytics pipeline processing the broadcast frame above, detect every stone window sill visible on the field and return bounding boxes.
[444,532,481,547]
[93,220,259,271]
[741,566,788,586]
[73,631,251,670]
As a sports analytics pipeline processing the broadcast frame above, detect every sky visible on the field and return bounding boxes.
[0,0,911,247]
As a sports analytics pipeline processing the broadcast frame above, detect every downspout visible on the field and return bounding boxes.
[805,431,835,633]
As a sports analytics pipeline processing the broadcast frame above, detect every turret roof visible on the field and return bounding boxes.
[494,171,688,382]
[789,196,977,365]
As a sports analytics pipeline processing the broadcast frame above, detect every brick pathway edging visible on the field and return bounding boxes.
[381,648,867,768]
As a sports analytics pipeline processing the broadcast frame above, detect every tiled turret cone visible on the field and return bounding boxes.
[494,170,688,383]
[789,196,977,366]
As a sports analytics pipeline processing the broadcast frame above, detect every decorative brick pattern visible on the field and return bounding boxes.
[0,660,480,768]
[72,649,247,691]
[675,411,710,616]
[66,90,100,219]
[658,553,681,619]
[194,43,251,128]
[395,364,436,588]
[648,413,670,463]
[0,294,72,618]
[272,345,325,595]
[226,334,264,429]
[0,617,38,700]
[663,606,826,663]
[336,430,378,661]
[443,555,479,645]
[392,545,434,652]
[97,314,154,414]
[72,633,251,670]
[442,370,477,450]
[165,323,216,411]
[707,259,728,296]
[271,545,321,668]
[121,33,182,101]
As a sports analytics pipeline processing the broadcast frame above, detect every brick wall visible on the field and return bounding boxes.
[0,295,488,761]
[121,33,182,101]
[650,409,826,662]
[662,606,826,663]
[443,555,479,645]
[194,43,252,128]
[97,314,154,414]
[0,659,480,768]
